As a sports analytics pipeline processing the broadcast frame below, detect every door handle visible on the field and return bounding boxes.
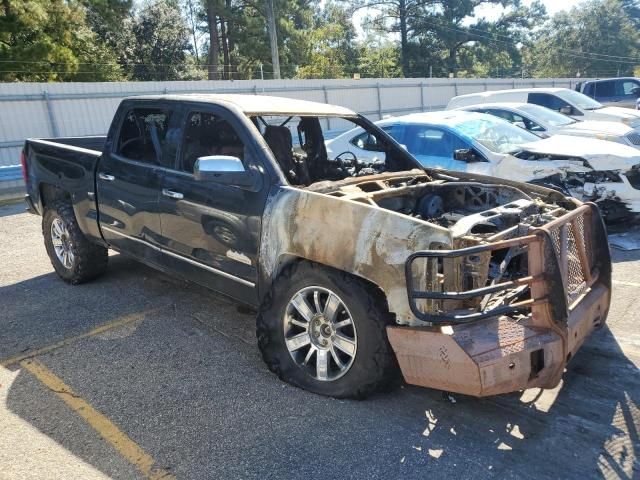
[162,189,184,200]
[98,172,115,181]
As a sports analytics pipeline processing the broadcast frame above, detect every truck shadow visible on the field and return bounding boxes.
[1,255,638,478]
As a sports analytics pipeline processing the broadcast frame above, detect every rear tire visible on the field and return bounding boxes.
[257,261,398,399]
[43,201,108,284]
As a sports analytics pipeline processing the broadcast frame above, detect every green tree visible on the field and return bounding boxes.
[81,0,135,71]
[0,0,123,81]
[530,0,639,77]
[407,0,546,77]
[296,2,358,79]
[131,0,193,80]
[357,40,402,78]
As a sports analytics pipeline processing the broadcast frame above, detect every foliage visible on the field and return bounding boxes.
[529,0,639,77]
[1,0,639,81]
[0,0,123,81]
[130,0,193,81]
[296,2,358,79]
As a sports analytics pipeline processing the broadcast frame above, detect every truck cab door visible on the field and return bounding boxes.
[96,104,180,261]
[156,107,268,305]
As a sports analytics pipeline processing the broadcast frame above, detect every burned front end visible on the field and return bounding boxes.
[378,177,611,397]
[267,170,611,397]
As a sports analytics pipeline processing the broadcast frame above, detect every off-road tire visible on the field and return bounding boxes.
[257,261,399,399]
[43,200,108,284]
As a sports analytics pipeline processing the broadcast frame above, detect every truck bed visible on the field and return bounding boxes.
[23,136,106,242]
[30,136,107,154]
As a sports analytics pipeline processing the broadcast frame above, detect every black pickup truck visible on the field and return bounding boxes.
[22,94,611,398]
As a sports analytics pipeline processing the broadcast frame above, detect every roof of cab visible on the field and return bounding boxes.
[124,93,357,117]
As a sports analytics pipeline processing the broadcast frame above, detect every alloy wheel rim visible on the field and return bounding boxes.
[283,286,357,381]
[50,218,74,269]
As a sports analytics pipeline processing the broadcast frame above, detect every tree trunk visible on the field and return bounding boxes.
[265,0,281,79]
[226,0,235,80]
[399,0,409,77]
[186,0,199,63]
[220,17,230,80]
[207,0,220,80]
[448,48,456,78]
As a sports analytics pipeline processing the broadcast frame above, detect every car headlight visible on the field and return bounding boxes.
[622,118,640,128]
[595,133,623,143]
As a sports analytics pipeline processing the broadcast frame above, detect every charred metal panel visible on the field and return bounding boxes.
[259,185,452,325]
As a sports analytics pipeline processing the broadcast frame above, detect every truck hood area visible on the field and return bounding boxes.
[519,135,640,172]
[311,170,574,241]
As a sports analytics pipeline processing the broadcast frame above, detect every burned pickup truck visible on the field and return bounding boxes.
[22,94,611,398]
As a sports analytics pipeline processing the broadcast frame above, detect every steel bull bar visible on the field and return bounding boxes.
[387,203,612,397]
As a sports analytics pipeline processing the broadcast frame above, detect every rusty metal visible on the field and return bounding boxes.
[260,168,611,397]
[387,202,611,397]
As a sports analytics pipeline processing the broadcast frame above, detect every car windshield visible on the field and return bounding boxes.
[518,104,577,126]
[454,116,541,154]
[556,89,603,110]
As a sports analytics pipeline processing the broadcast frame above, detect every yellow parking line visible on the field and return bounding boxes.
[0,306,166,368]
[21,359,175,480]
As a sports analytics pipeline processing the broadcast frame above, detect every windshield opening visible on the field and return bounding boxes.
[249,114,419,186]
[455,117,541,154]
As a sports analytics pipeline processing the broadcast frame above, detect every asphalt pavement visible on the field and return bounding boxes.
[1,201,639,479]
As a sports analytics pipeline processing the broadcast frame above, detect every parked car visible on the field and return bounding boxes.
[22,94,611,399]
[455,102,640,148]
[327,110,640,220]
[446,87,640,126]
[575,77,640,109]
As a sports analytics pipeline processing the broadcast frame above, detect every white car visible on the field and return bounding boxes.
[326,111,640,220]
[446,88,640,128]
[456,102,640,148]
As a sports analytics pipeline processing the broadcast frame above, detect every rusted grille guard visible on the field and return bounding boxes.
[405,203,611,325]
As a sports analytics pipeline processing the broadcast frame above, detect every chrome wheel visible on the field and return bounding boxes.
[50,218,74,269]
[283,286,357,381]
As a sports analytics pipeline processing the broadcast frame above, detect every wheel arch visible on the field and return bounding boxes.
[261,254,392,316]
[39,183,71,210]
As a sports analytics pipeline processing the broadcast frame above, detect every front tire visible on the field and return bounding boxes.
[43,201,108,284]
[257,262,398,399]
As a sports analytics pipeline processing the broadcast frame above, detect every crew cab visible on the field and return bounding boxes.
[22,94,612,399]
[576,77,640,109]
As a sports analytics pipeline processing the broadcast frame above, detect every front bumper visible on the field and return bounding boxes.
[388,203,612,397]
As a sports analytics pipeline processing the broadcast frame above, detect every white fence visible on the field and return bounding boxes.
[0,77,585,199]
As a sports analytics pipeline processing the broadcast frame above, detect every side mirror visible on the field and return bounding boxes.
[194,155,253,186]
[559,106,573,115]
[454,148,480,162]
[631,87,640,97]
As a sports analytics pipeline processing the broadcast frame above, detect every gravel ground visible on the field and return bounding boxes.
[1,201,639,480]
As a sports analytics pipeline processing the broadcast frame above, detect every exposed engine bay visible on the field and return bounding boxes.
[311,171,576,319]
[314,171,570,240]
